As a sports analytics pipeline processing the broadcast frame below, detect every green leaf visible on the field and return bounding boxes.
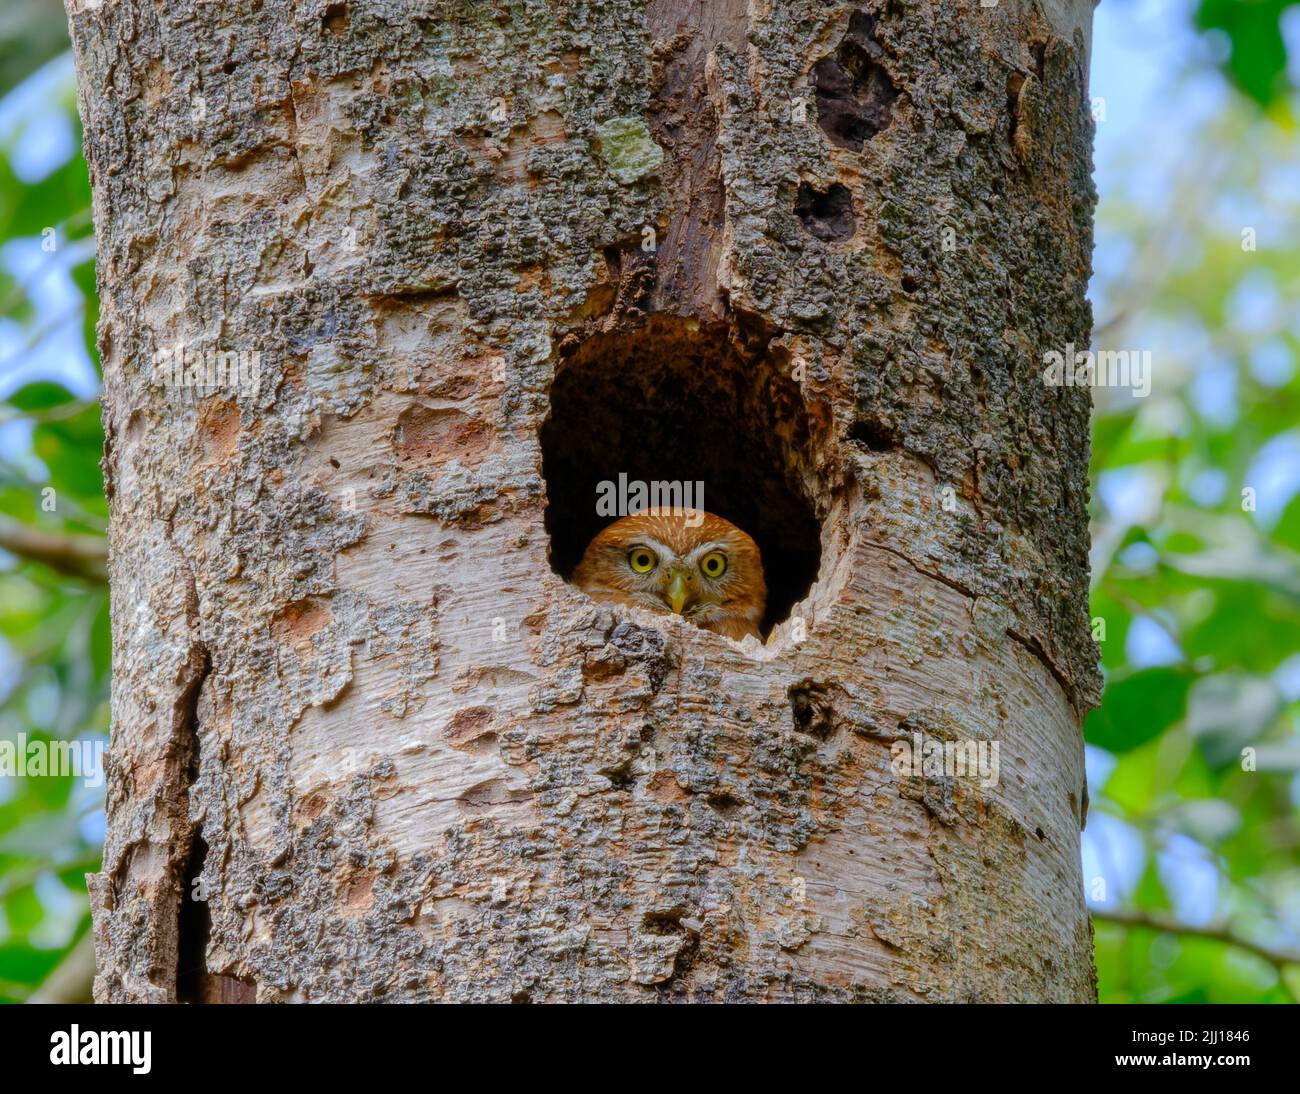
[0,940,62,988]
[5,380,77,412]
[1086,667,1195,752]
[1104,736,1163,814]
[1196,0,1299,105]
[0,154,91,242]
[31,400,104,501]
[1181,582,1300,674]
[1274,492,1300,554]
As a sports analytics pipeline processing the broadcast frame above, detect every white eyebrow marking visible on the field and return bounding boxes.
[685,541,725,562]
[626,537,673,561]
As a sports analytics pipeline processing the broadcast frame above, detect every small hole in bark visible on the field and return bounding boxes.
[813,10,899,151]
[795,182,855,242]
[707,791,743,816]
[602,758,636,790]
[542,316,823,636]
[222,60,238,75]
[1006,72,1025,146]
[323,2,349,34]
[901,275,918,293]
[848,416,899,452]
[641,909,686,935]
[788,680,837,739]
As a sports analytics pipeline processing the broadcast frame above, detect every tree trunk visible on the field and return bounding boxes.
[69,0,1101,1003]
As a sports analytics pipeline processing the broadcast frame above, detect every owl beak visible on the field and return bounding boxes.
[666,571,689,615]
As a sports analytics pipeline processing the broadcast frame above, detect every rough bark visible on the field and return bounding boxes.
[69,0,1101,1002]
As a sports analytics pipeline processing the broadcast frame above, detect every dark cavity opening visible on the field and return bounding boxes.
[849,414,899,452]
[795,182,856,242]
[323,2,349,35]
[541,316,822,635]
[813,10,899,151]
[176,830,211,1004]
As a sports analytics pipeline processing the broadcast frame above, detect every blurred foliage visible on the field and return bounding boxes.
[0,17,104,1002]
[1196,0,1300,104]
[1083,5,1300,1000]
[0,1,72,94]
[0,2,1296,1004]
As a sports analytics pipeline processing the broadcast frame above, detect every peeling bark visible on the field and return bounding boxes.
[70,0,1100,1002]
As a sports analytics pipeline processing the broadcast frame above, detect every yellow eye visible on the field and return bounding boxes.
[628,547,657,574]
[699,550,727,578]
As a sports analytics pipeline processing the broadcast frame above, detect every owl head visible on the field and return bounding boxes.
[573,508,766,640]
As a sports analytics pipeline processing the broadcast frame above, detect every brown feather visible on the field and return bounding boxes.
[574,508,766,640]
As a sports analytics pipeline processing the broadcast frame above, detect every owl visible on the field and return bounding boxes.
[573,508,766,640]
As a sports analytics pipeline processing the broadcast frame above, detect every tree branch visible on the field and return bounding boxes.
[1092,906,1300,969]
[0,397,99,425]
[0,515,107,582]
